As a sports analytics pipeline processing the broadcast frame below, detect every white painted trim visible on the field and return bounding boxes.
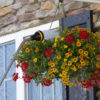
[0,20,59,100]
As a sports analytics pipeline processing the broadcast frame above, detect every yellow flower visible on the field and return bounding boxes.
[61,66,65,69]
[78,49,83,54]
[25,41,29,45]
[59,73,62,77]
[69,82,73,87]
[56,56,61,60]
[77,64,82,69]
[65,53,70,58]
[50,63,55,67]
[60,37,64,41]
[53,43,57,47]
[65,68,69,72]
[64,45,68,48]
[84,51,88,56]
[53,68,58,73]
[55,36,59,42]
[68,49,71,51]
[33,58,37,63]
[68,61,72,66]
[64,58,67,62]
[48,62,52,66]
[76,42,81,47]
[50,74,55,78]
[73,58,78,63]
[35,47,39,53]
[80,60,86,66]
[71,65,77,71]
[75,26,79,29]
[25,48,30,53]
[96,63,100,68]
[63,62,67,66]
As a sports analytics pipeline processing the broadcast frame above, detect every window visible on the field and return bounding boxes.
[0,42,16,100]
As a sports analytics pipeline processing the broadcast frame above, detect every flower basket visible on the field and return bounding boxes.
[13,26,100,89]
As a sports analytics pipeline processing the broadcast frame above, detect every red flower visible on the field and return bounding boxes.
[42,78,52,86]
[21,62,29,72]
[13,73,18,82]
[32,72,37,76]
[79,30,89,39]
[65,35,75,43]
[16,64,19,68]
[97,45,100,48]
[45,48,54,58]
[22,74,32,83]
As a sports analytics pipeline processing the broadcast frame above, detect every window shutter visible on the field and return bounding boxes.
[59,11,94,100]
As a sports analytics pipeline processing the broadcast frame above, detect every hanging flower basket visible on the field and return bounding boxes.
[13,26,100,89]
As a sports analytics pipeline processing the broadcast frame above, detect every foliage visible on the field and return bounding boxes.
[13,26,100,89]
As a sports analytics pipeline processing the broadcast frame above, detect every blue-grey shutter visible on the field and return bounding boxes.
[29,29,64,100]
[59,11,94,100]
[0,42,16,100]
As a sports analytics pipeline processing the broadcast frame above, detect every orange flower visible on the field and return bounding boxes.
[65,53,70,58]
[84,51,88,56]
[22,45,25,48]
[76,42,81,47]
[25,48,30,53]
[56,56,61,60]
[78,49,83,54]
[96,55,100,60]
[73,58,78,63]
[96,63,100,68]
[25,41,29,45]
[68,61,72,66]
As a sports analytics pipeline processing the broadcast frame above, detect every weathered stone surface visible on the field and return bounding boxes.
[17,13,35,22]
[38,0,46,2]
[0,14,17,28]
[93,14,98,23]
[40,0,56,10]
[16,0,28,5]
[13,3,22,10]
[90,4,100,12]
[64,2,89,11]
[35,10,48,18]
[0,0,14,8]
[0,5,13,17]
[20,20,41,29]
[17,3,40,15]
[0,23,20,36]
[66,7,89,16]
[94,21,100,28]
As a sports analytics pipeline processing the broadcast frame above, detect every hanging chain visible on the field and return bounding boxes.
[49,4,59,30]
[49,0,66,30]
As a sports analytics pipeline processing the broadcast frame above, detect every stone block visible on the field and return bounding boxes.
[0,0,14,8]
[66,7,89,16]
[17,13,36,22]
[93,14,98,23]
[35,10,48,18]
[0,5,13,17]
[0,23,20,36]
[40,0,56,10]
[64,1,89,12]
[38,0,46,2]
[13,3,22,10]
[90,4,100,12]
[0,14,17,28]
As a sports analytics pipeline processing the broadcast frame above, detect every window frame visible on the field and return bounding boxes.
[0,21,59,100]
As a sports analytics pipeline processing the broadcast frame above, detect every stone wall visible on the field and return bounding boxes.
[0,0,100,36]
[0,0,100,99]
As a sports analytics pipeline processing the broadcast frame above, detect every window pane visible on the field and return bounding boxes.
[0,46,4,79]
[0,83,4,100]
[6,80,16,100]
[29,80,40,100]
[5,42,15,78]
[43,85,53,100]
[55,80,63,100]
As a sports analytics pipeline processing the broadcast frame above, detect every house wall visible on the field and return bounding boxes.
[0,0,100,99]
